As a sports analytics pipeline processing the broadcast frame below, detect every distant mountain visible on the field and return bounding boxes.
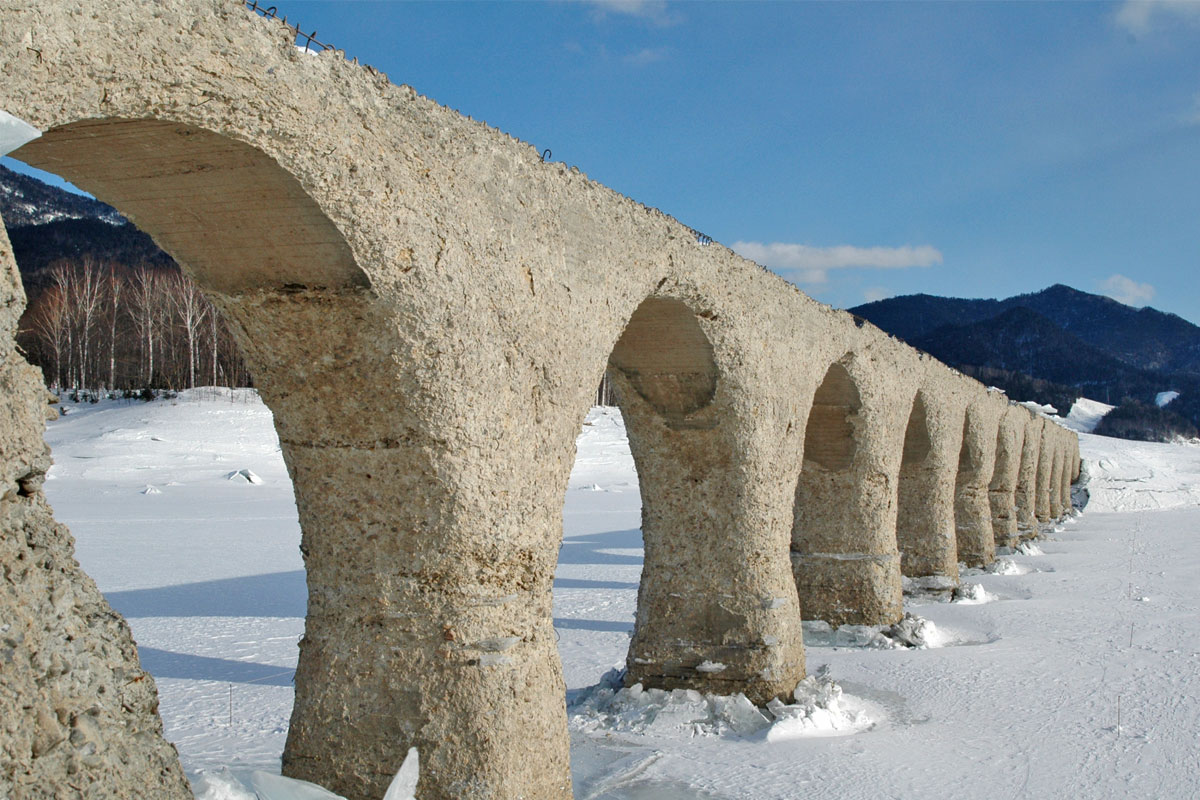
[853,284,1200,376]
[0,164,177,295]
[850,285,1200,441]
[0,164,124,227]
[910,306,1155,392]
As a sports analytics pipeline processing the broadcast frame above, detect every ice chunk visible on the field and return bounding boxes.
[382,747,419,800]
[191,767,256,800]
[226,468,264,484]
[251,770,345,800]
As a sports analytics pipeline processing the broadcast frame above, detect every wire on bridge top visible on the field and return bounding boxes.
[245,1,332,53]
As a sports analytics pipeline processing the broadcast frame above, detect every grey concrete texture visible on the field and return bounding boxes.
[0,2,1081,798]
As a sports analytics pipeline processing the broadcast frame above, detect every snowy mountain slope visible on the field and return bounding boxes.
[40,391,1200,799]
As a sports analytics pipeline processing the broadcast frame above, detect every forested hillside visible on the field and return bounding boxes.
[2,164,251,391]
[852,286,1200,442]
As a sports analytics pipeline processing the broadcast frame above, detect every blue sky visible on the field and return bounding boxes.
[6,0,1200,323]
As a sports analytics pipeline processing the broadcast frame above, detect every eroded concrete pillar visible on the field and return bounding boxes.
[1066,441,1081,510]
[1048,439,1065,519]
[217,292,573,800]
[792,358,904,626]
[1035,423,1055,525]
[0,217,191,800]
[895,390,965,585]
[614,298,806,704]
[953,399,1002,568]
[989,405,1026,549]
[1014,414,1043,536]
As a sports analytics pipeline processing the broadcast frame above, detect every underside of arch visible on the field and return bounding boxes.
[13,118,367,295]
[609,296,718,423]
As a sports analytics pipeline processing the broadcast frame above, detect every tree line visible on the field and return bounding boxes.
[18,259,251,392]
[17,257,621,406]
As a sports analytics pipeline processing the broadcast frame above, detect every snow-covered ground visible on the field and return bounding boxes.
[42,390,1200,799]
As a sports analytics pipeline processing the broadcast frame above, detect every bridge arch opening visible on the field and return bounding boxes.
[953,406,997,568]
[895,390,955,582]
[790,357,904,626]
[989,410,1025,549]
[4,117,396,794]
[12,118,366,295]
[560,292,801,707]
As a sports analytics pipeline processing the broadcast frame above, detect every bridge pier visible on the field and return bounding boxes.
[1048,444,1066,519]
[989,406,1026,549]
[1060,436,1078,513]
[896,390,965,585]
[1035,424,1055,525]
[613,298,806,703]
[953,399,1003,569]
[1014,414,1043,537]
[792,358,904,627]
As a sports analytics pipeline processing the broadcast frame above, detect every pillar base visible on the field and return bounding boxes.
[791,551,902,627]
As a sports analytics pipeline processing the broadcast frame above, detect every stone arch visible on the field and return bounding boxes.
[953,399,1002,568]
[605,294,805,703]
[895,388,963,586]
[792,355,903,626]
[989,406,1027,549]
[6,115,430,798]
[9,113,571,800]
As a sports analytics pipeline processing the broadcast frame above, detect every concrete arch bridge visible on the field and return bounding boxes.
[0,2,1080,798]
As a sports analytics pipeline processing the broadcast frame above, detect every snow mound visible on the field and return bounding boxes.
[1016,542,1045,556]
[226,468,264,485]
[569,670,871,741]
[1064,397,1115,433]
[191,768,256,800]
[989,557,1029,576]
[952,582,996,605]
[192,749,418,800]
[141,484,161,495]
[1020,400,1058,416]
[763,674,873,741]
[1156,391,1180,408]
[570,670,771,737]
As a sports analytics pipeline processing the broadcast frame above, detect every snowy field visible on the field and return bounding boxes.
[41,390,1200,799]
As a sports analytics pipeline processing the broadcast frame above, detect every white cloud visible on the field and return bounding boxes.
[623,46,669,66]
[587,0,680,26]
[1115,1,1200,35]
[862,286,894,303]
[731,241,943,284]
[1100,273,1156,306]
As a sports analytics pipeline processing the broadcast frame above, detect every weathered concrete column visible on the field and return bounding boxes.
[792,356,905,626]
[895,389,965,584]
[1014,414,1043,536]
[1035,423,1055,524]
[215,293,573,800]
[953,398,1003,568]
[989,405,1026,549]
[0,219,191,800]
[1065,440,1081,510]
[1048,439,1066,519]
[614,298,806,704]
